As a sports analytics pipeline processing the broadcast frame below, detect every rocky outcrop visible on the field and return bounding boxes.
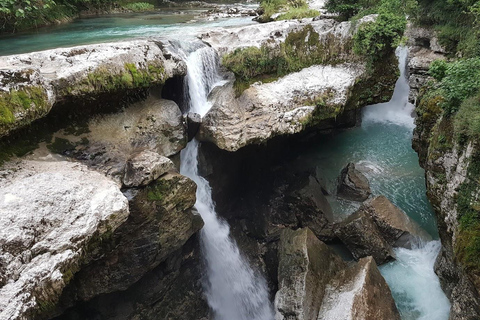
[0,159,129,319]
[199,63,365,152]
[63,95,186,184]
[123,151,175,187]
[197,16,397,152]
[186,112,201,141]
[406,24,446,104]
[337,162,371,201]
[360,196,431,248]
[274,228,400,320]
[54,171,204,314]
[0,39,186,138]
[274,228,346,319]
[410,26,480,319]
[334,211,394,265]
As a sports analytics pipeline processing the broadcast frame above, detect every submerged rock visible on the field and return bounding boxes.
[360,195,431,248]
[337,162,371,201]
[123,150,175,187]
[318,256,401,320]
[334,211,394,265]
[0,159,129,319]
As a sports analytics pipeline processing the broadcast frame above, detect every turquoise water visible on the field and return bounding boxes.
[0,8,256,56]
[301,48,450,319]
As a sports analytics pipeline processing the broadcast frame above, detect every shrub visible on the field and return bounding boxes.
[428,59,447,81]
[454,93,480,141]
[353,11,406,65]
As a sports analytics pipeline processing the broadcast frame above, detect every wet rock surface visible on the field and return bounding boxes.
[337,162,371,201]
[360,195,431,248]
[334,211,394,265]
[274,228,400,320]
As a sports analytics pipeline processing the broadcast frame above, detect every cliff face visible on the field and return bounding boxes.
[409,26,480,320]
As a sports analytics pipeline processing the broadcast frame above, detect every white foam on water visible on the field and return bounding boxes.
[380,241,451,320]
[180,44,274,320]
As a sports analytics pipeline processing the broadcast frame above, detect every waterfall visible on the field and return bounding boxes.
[179,45,274,320]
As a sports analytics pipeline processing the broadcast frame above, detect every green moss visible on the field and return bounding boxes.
[146,179,170,202]
[61,62,166,98]
[456,149,480,274]
[0,86,48,126]
[223,25,352,95]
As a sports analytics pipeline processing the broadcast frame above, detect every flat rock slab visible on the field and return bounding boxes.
[199,63,365,152]
[0,158,129,319]
[0,39,186,138]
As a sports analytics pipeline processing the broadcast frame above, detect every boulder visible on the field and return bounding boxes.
[334,211,394,265]
[274,228,400,320]
[337,162,371,202]
[0,39,186,138]
[197,18,377,152]
[72,96,186,183]
[123,151,175,187]
[274,228,345,320]
[186,112,202,141]
[56,172,202,305]
[318,256,401,320]
[0,159,129,319]
[199,63,365,152]
[285,174,334,240]
[360,196,432,248]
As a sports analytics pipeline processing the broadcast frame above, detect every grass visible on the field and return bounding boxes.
[258,0,318,22]
[122,2,154,12]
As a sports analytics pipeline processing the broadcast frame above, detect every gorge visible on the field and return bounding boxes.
[0,1,478,319]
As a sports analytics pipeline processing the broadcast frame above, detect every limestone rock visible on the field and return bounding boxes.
[318,256,401,320]
[0,39,186,138]
[123,151,175,187]
[334,211,394,265]
[199,63,365,152]
[337,163,371,201]
[57,172,202,305]
[360,196,432,248]
[72,96,186,183]
[186,112,202,141]
[0,159,129,319]
[274,228,345,320]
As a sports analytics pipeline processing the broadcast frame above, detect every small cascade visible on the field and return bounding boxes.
[179,44,274,320]
[362,47,415,129]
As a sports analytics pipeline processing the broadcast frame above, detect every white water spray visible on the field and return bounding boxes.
[362,47,416,129]
[180,45,274,320]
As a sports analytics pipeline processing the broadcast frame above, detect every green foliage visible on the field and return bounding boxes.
[431,58,480,113]
[456,150,480,273]
[276,7,319,20]
[454,93,480,142]
[146,180,169,201]
[325,0,365,19]
[353,11,406,65]
[428,59,447,81]
[258,0,317,22]
[122,2,153,12]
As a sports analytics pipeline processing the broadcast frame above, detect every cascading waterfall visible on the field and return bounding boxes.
[179,45,274,320]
